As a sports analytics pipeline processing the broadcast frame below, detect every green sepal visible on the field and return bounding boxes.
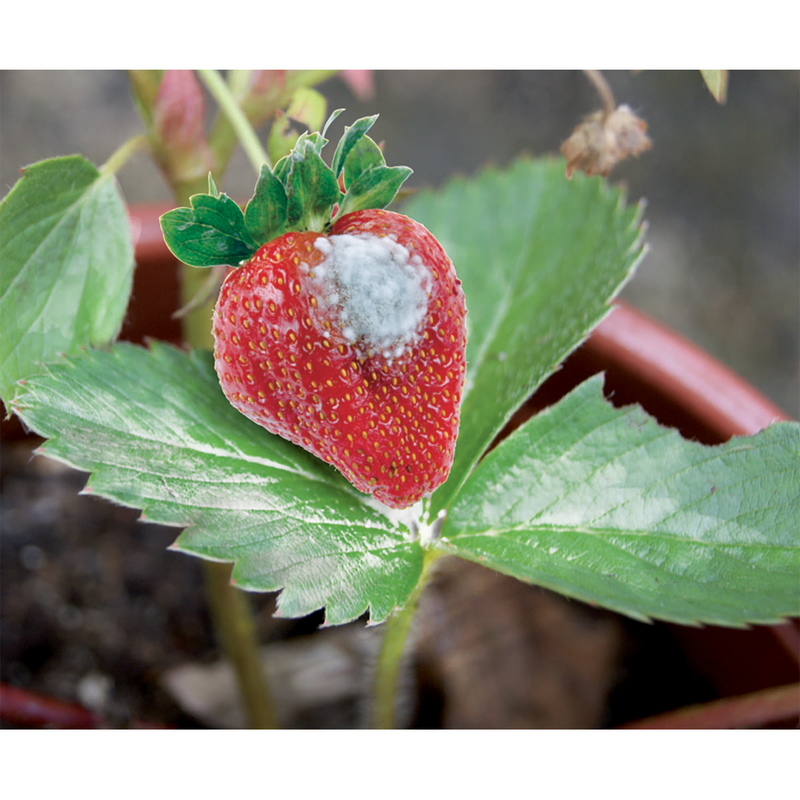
[284,145,342,231]
[343,135,386,189]
[321,108,345,140]
[207,172,219,197]
[244,164,289,244]
[336,165,413,219]
[273,153,291,184]
[160,190,259,268]
[160,110,410,260]
[331,115,379,181]
[297,130,326,158]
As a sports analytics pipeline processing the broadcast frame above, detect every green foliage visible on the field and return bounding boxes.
[440,374,800,626]
[283,138,342,231]
[338,165,414,218]
[8,154,797,628]
[701,70,729,104]
[11,342,423,625]
[0,155,133,404]
[330,114,379,178]
[407,159,646,515]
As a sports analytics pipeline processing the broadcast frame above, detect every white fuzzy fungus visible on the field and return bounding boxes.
[312,233,431,359]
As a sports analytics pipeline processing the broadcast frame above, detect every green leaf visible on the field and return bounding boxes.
[11,342,424,625]
[0,155,134,405]
[160,191,258,268]
[330,115,379,180]
[701,70,728,104]
[337,165,413,218]
[438,375,800,627]
[402,158,646,516]
[244,164,289,244]
[342,135,386,189]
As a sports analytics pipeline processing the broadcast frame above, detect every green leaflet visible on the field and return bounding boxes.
[0,155,134,404]
[403,158,646,516]
[438,374,800,627]
[701,70,729,104]
[160,191,259,268]
[11,342,423,625]
[13,345,798,628]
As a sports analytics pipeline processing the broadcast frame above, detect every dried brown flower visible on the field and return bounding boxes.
[561,104,651,179]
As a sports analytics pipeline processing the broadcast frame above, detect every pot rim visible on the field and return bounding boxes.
[589,301,792,438]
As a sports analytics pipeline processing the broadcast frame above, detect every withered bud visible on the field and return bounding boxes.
[561,104,651,179]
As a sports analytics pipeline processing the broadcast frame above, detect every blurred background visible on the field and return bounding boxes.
[2,69,798,418]
[1,70,798,728]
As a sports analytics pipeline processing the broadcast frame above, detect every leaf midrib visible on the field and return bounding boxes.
[0,173,122,388]
[446,522,799,551]
[1,170,108,302]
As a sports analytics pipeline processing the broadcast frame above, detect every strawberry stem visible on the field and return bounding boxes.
[584,69,616,120]
[99,134,150,178]
[202,561,279,728]
[372,548,443,728]
[198,69,270,174]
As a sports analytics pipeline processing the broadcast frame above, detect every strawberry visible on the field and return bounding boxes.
[161,112,467,509]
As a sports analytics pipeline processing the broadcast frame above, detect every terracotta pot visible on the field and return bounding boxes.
[4,205,797,727]
[533,304,798,726]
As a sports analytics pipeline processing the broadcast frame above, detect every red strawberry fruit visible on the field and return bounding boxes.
[161,113,467,509]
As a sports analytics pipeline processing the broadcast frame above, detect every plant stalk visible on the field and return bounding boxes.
[179,258,277,726]
[163,81,277,728]
[584,70,616,119]
[372,548,441,728]
[205,70,338,178]
[620,682,800,730]
[197,69,270,173]
[202,561,278,728]
[176,241,276,727]
[99,134,150,178]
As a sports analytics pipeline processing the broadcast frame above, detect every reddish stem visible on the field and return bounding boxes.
[620,682,800,729]
[0,683,166,729]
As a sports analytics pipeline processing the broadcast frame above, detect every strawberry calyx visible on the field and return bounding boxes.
[160,111,413,269]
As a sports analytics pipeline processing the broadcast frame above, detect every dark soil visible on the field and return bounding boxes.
[1,430,717,728]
